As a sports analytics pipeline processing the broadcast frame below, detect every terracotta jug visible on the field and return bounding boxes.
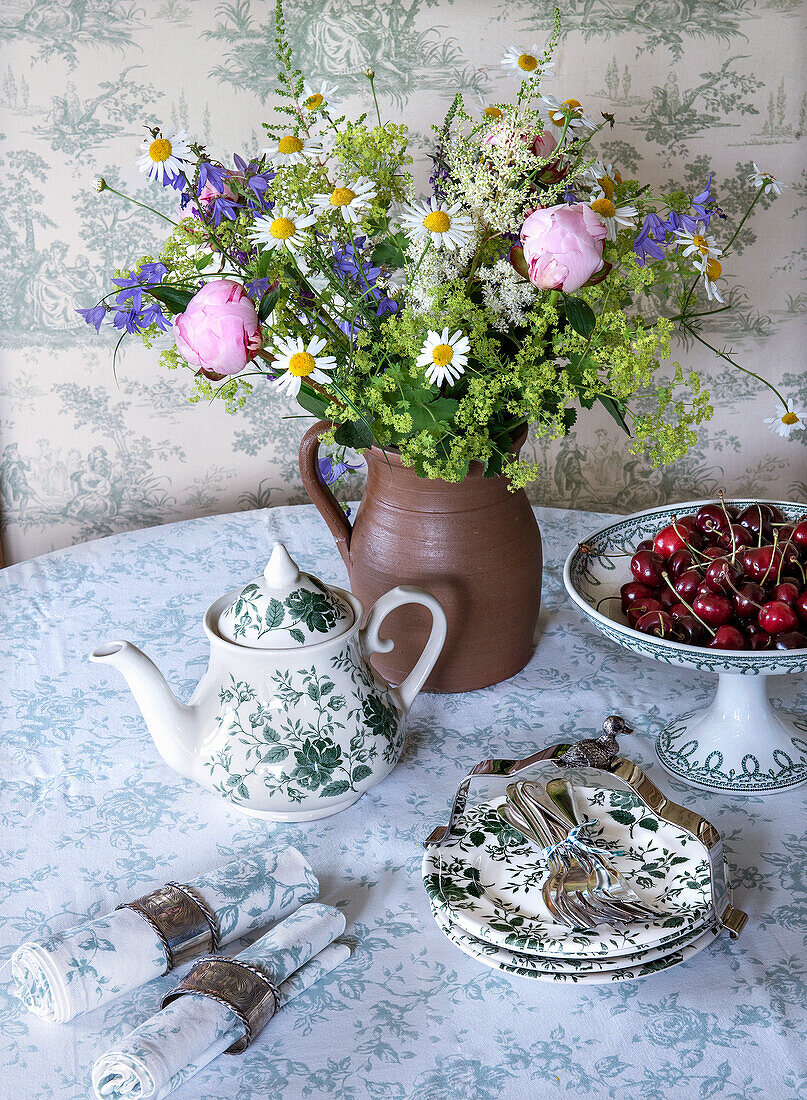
[299,421,542,693]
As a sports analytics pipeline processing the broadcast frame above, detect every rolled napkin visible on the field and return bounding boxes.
[91,902,347,1100]
[12,847,318,1022]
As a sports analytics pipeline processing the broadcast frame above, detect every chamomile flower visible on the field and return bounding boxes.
[694,255,725,303]
[416,328,470,387]
[137,129,192,185]
[476,93,504,122]
[263,131,324,168]
[398,197,474,251]
[582,160,623,196]
[589,194,638,241]
[501,44,553,81]
[674,226,722,262]
[747,162,786,197]
[764,399,805,438]
[250,206,316,255]
[312,177,376,224]
[270,334,336,397]
[542,95,597,134]
[298,80,342,115]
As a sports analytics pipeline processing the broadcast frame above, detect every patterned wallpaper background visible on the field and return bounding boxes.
[0,0,805,563]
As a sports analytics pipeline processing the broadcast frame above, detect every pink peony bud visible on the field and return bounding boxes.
[520,203,607,293]
[173,279,262,376]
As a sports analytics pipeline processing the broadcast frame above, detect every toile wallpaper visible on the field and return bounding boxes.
[0,0,805,563]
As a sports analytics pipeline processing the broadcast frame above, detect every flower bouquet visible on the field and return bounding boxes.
[79,3,791,691]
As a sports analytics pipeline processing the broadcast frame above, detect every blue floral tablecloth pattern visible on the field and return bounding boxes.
[0,504,805,1100]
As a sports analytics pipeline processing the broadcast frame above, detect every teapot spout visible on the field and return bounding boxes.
[90,641,199,780]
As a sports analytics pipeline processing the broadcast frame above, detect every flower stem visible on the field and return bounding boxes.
[99,183,180,227]
[680,322,787,408]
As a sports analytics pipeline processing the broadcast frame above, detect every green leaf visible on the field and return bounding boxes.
[256,249,274,278]
[371,233,408,270]
[258,287,280,321]
[609,809,636,826]
[597,395,631,435]
[638,816,659,831]
[352,764,373,784]
[289,628,305,645]
[295,388,331,419]
[321,779,351,798]
[261,745,289,764]
[334,418,374,449]
[564,296,596,338]
[509,245,529,280]
[146,284,194,315]
[195,253,214,271]
[264,598,285,630]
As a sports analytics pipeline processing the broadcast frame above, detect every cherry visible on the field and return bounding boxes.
[709,625,745,650]
[667,549,694,579]
[701,546,727,562]
[695,504,732,536]
[692,592,733,627]
[774,631,807,650]
[630,550,665,586]
[717,523,754,554]
[797,590,807,624]
[732,582,766,619]
[747,632,772,651]
[621,581,656,613]
[653,521,701,559]
[669,602,692,621]
[673,616,706,645]
[674,569,703,602]
[774,582,800,607]
[627,598,663,627]
[635,610,675,638]
[703,557,743,595]
[635,539,654,553]
[768,505,785,523]
[758,600,799,635]
[775,524,796,544]
[737,503,774,541]
[742,546,783,582]
[792,521,807,550]
[660,586,679,611]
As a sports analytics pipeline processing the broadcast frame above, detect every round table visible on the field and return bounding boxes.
[1,504,805,1099]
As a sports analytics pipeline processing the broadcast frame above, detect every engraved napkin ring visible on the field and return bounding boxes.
[161,956,281,1053]
[117,882,220,973]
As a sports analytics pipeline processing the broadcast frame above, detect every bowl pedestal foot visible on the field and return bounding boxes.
[655,672,807,794]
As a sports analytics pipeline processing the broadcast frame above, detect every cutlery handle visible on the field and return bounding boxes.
[545,778,580,828]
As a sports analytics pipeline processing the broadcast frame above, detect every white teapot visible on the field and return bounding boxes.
[91,543,446,821]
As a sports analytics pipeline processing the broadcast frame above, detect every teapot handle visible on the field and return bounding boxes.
[361,586,447,713]
[299,420,352,569]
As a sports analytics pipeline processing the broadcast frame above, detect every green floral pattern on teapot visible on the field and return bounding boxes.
[223,575,350,646]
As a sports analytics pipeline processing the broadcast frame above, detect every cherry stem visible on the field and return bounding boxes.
[760,531,779,588]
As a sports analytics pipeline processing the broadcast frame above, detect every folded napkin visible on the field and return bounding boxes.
[12,847,318,1022]
[91,902,347,1100]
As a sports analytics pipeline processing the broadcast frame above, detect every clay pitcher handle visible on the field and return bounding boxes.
[299,420,352,569]
[361,586,447,713]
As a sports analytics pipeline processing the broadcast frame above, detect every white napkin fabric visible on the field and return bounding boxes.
[91,902,348,1100]
[11,846,318,1022]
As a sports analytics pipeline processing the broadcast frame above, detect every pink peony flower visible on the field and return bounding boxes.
[173,279,262,376]
[520,203,607,292]
[530,130,557,158]
[198,178,237,205]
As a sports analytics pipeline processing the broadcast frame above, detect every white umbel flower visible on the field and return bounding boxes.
[398,197,473,251]
[541,95,597,134]
[416,328,470,387]
[312,177,376,223]
[270,334,337,397]
[501,44,553,81]
[298,80,342,115]
[764,399,805,438]
[674,227,722,262]
[251,206,316,255]
[747,162,786,196]
[589,193,638,241]
[137,129,192,184]
[263,132,324,167]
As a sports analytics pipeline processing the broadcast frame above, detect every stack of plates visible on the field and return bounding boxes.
[422,784,720,983]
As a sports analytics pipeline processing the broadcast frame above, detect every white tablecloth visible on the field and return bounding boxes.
[1,504,805,1099]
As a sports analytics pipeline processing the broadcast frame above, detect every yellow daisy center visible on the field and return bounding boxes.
[278,135,304,155]
[550,98,582,126]
[148,138,172,163]
[304,93,324,109]
[288,351,316,377]
[423,210,451,233]
[484,106,503,120]
[431,343,454,367]
[705,257,722,280]
[596,176,615,200]
[270,216,296,240]
[517,53,538,72]
[330,187,357,207]
[782,411,799,425]
[590,197,616,219]
[692,234,710,255]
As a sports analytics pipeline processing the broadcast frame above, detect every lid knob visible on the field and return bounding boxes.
[264,542,301,592]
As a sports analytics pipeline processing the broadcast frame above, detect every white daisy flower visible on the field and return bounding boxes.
[312,177,376,224]
[693,255,725,303]
[250,206,317,255]
[137,129,192,184]
[398,197,474,251]
[298,80,342,115]
[476,93,505,122]
[270,334,337,397]
[747,162,786,197]
[416,328,470,387]
[674,226,722,262]
[764,399,805,438]
[501,44,553,81]
[263,131,324,168]
[541,95,597,134]
[589,193,638,241]
[583,160,623,193]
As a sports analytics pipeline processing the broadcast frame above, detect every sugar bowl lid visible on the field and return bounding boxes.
[217,542,353,648]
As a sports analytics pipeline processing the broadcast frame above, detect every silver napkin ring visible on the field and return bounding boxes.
[117,882,220,973]
[161,956,281,1053]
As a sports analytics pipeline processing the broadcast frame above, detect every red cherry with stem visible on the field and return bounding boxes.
[703,557,743,595]
[630,550,665,586]
[674,568,703,602]
[700,546,726,562]
[667,549,693,579]
[758,600,799,634]
[746,629,772,649]
[673,616,706,645]
[796,590,807,624]
[621,581,656,613]
[635,610,675,638]
[738,503,774,541]
[653,522,702,560]
[792,521,807,550]
[659,586,679,610]
[774,582,800,607]
[627,598,664,627]
[669,602,692,621]
[717,524,754,555]
[695,504,732,536]
[768,505,785,523]
[774,631,807,650]
[692,592,733,627]
[635,539,654,553]
[775,524,796,544]
[742,545,783,582]
[708,625,745,650]
[696,580,717,598]
[732,582,767,619]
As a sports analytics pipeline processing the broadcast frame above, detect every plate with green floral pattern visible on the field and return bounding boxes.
[430,902,721,984]
[422,786,712,959]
